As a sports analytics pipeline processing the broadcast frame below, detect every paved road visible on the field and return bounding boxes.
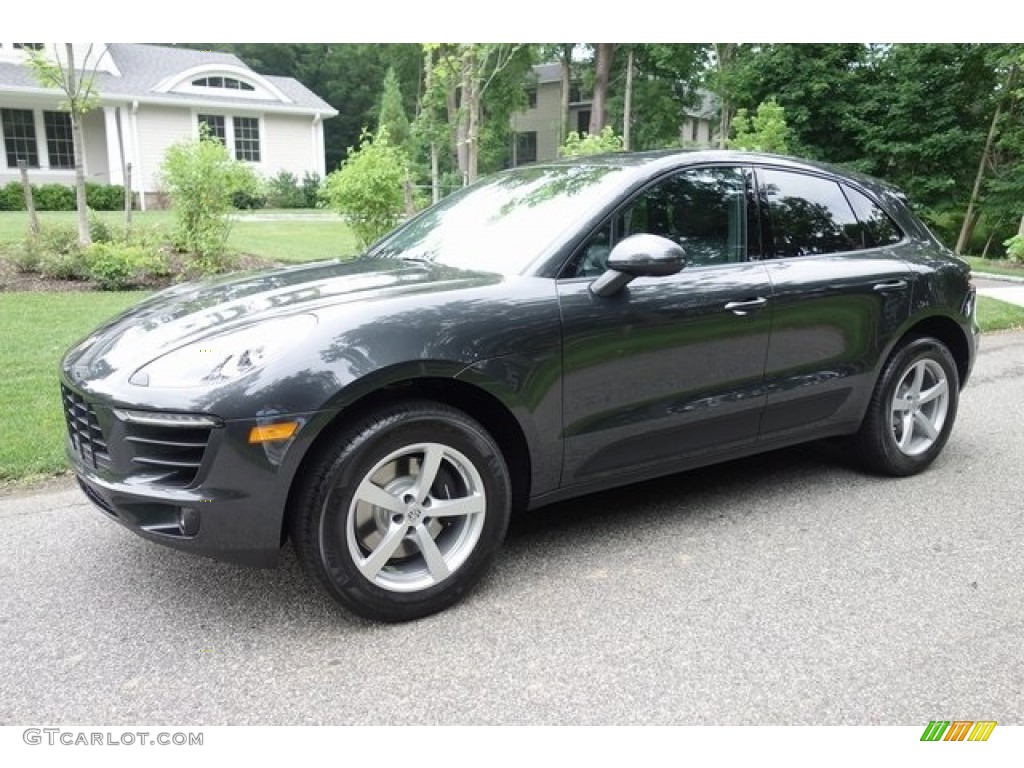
[2,333,1023,726]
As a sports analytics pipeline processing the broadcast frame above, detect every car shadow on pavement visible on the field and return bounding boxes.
[107,441,854,629]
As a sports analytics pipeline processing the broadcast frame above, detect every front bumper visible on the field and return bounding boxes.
[62,382,324,568]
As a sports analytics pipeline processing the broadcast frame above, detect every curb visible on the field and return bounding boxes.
[973,271,1024,285]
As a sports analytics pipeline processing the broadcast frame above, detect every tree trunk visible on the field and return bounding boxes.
[466,73,480,184]
[589,44,615,136]
[430,142,440,204]
[455,58,471,186]
[65,44,91,246]
[623,48,634,151]
[714,44,735,149]
[19,161,39,236]
[559,44,572,145]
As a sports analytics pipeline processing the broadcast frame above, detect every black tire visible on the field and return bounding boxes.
[289,400,511,622]
[853,336,959,476]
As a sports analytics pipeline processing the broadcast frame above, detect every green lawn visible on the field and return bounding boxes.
[967,256,1024,279]
[977,295,1024,333]
[0,209,359,264]
[2,290,1023,486]
[0,291,148,485]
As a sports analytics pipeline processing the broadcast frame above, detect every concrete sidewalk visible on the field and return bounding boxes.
[974,271,1024,307]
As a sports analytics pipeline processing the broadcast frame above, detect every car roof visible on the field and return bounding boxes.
[534,149,907,201]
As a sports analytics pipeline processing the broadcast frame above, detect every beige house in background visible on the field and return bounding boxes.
[0,43,337,208]
[509,63,717,165]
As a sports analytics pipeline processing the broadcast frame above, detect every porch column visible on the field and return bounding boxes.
[103,106,123,185]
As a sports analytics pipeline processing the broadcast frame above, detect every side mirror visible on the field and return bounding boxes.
[590,234,686,296]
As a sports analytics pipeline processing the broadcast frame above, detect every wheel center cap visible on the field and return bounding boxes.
[406,504,423,524]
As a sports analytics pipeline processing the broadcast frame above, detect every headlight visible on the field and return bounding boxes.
[129,314,317,388]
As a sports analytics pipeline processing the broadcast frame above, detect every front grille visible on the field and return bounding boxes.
[124,423,211,487]
[62,385,111,471]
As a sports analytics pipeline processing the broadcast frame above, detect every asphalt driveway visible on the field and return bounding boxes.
[1,331,1022,725]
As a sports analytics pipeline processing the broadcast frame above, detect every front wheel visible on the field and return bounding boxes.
[853,336,960,476]
[290,401,511,622]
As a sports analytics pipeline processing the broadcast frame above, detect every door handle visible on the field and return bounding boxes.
[873,279,908,292]
[724,297,768,316]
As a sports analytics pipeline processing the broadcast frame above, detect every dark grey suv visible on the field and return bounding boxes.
[61,150,978,621]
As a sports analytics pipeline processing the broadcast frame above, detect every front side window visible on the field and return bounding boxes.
[2,108,38,168]
[567,166,750,277]
[233,117,260,162]
[43,111,74,168]
[759,169,864,257]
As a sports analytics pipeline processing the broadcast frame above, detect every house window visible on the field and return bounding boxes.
[526,87,537,109]
[2,108,39,168]
[569,85,589,104]
[44,111,74,168]
[233,117,261,162]
[193,76,255,92]
[13,44,45,51]
[576,110,591,135]
[198,114,227,143]
[514,132,537,165]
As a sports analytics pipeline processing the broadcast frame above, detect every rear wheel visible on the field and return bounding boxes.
[290,401,511,622]
[854,336,959,476]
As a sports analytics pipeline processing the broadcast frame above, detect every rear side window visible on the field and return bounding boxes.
[759,169,864,257]
[842,184,904,247]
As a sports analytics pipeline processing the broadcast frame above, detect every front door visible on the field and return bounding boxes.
[556,165,773,488]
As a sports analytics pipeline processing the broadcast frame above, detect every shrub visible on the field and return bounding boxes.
[0,180,26,211]
[1006,234,1024,264]
[88,210,116,244]
[10,237,42,273]
[560,127,625,158]
[84,242,162,290]
[85,183,125,211]
[33,184,76,211]
[321,129,407,247]
[159,130,260,272]
[266,171,305,209]
[33,223,87,280]
[301,171,322,208]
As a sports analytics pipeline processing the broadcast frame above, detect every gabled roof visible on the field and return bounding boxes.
[0,43,337,117]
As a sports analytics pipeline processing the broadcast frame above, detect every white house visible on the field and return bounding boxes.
[0,43,338,208]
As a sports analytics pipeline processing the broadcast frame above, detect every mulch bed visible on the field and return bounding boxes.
[0,253,279,293]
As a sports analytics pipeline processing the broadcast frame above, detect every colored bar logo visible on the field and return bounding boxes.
[921,720,996,741]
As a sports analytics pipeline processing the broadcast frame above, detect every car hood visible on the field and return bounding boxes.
[63,258,504,382]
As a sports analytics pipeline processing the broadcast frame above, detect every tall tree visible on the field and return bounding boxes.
[377,66,411,148]
[608,44,705,150]
[422,44,532,185]
[589,44,616,135]
[957,45,1024,254]
[27,44,107,246]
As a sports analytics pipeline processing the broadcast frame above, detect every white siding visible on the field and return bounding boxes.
[132,105,193,194]
[261,113,322,179]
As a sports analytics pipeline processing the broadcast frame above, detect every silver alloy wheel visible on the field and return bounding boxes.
[889,358,950,456]
[345,442,487,592]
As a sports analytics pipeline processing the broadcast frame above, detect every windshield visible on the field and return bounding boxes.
[365,163,635,275]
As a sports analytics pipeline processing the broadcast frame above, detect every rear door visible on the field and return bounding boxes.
[754,166,913,439]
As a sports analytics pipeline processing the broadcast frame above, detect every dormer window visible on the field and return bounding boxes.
[192,76,255,92]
